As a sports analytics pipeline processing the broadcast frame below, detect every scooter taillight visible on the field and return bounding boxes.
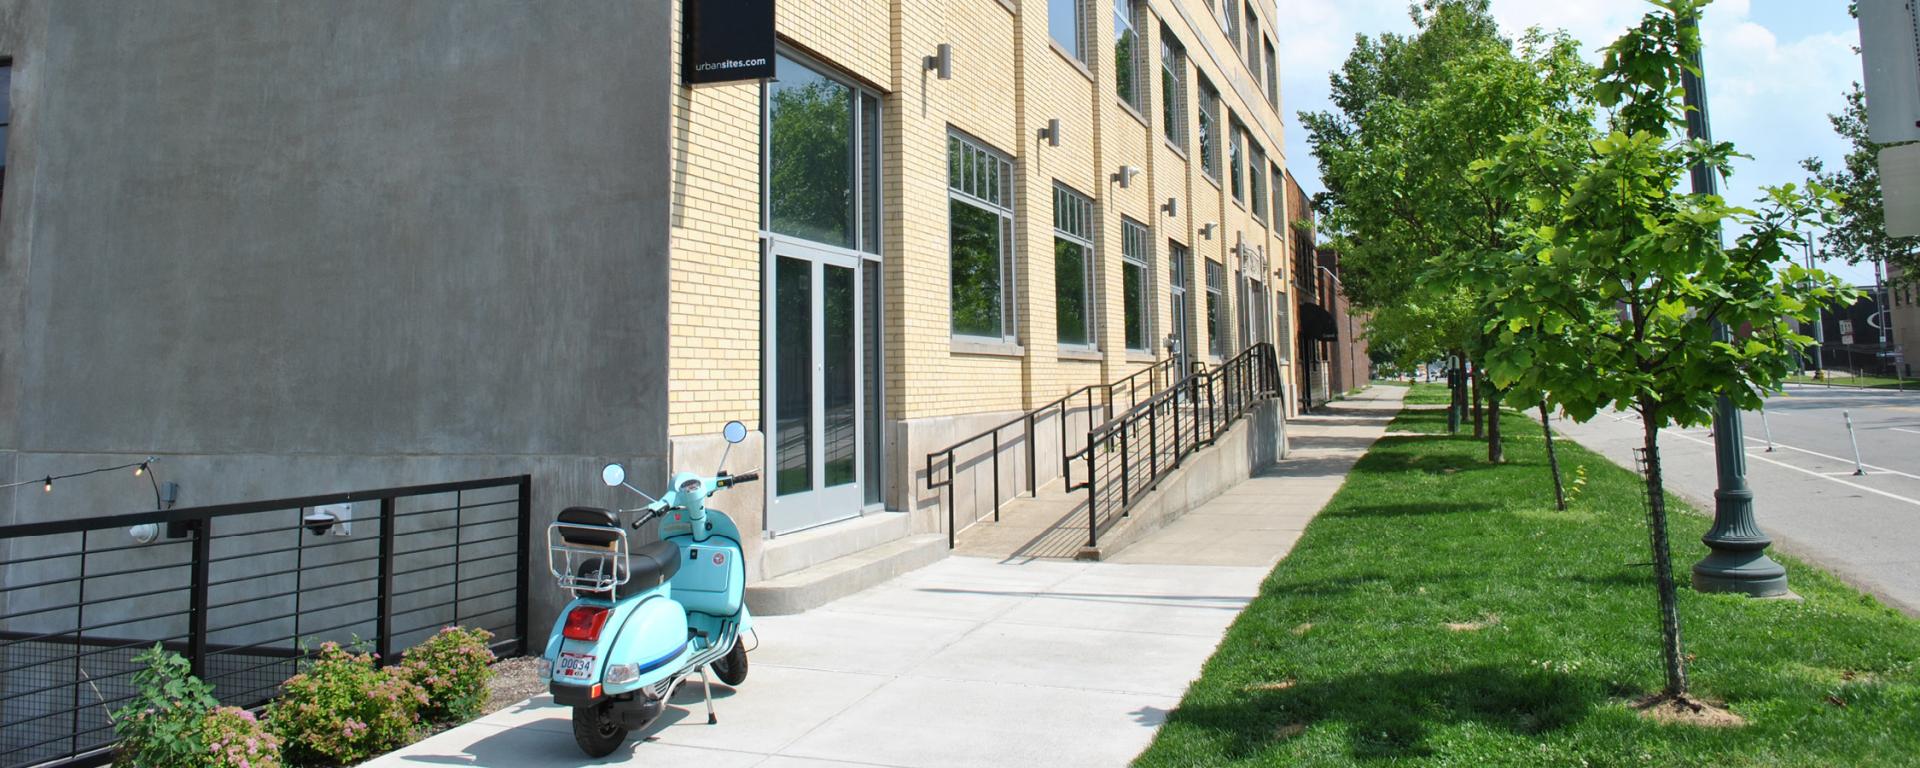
[562,606,611,641]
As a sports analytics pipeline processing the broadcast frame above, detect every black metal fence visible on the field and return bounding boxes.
[1068,343,1281,547]
[926,357,1176,547]
[0,475,532,768]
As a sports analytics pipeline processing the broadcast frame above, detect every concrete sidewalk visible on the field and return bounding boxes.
[362,387,1406,768]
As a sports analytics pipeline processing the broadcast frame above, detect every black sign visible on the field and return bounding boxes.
[684,0,776,85]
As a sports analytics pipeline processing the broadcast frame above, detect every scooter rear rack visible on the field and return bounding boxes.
[547,522,633,597]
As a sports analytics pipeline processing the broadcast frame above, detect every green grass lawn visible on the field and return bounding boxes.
[1784,374,1913,391]
[1135,403,1920,767]
[1402,381,1452,406]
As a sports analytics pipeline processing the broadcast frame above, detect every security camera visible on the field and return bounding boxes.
[303,510,338,537]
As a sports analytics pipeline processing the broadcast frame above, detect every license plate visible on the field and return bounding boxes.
[558,652,595,679]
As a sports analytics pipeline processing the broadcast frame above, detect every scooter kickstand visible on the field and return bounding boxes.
[699,665,718,724]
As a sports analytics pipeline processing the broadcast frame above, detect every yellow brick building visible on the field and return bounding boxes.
[664,0,1299,572]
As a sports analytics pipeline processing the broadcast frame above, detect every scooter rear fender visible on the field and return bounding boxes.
[544,587,688,696]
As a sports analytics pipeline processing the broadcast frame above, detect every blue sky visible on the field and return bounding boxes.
[1278,0,1875,284]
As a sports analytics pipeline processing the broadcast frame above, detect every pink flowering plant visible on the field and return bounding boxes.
[397,626,496,723]
[199,705,283,768]
[266,642,425,765]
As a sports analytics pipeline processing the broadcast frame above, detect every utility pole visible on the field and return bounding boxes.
[1683,18,1790,597]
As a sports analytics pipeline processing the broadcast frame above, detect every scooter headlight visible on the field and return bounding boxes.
[604,663,640,686]
[534,657,553,681]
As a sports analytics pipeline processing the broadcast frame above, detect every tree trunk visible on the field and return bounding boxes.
[1447,360,1464,434]
[1638,403,1689,699]
[1541,400,1567,511]
[1471,369,1485,439]
[1486,381,1504,463]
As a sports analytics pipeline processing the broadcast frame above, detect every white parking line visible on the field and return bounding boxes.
[1737,435,1920,482]
[1893,427,1920,436]
[1660,430,1920,509]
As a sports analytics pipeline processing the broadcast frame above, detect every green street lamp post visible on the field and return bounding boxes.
[1681,18,1790,597]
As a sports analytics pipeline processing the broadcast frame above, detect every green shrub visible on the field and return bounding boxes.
[112,645,220,767]
[397,626,496,723]
[266,642,425,766]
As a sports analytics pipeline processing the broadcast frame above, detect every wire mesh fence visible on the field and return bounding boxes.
[0,475,532,768]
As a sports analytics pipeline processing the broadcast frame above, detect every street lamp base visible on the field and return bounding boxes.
[1691,552,1790,597]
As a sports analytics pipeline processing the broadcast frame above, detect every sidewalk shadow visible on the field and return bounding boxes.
[397,684,742,767]
[1164,665,1598,761]
[1322,501,1483,520]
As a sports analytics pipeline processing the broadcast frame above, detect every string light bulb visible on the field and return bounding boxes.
[42,477,52,493]
[134,463,146,477]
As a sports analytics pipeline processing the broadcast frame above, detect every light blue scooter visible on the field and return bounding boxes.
[536,420,758,757]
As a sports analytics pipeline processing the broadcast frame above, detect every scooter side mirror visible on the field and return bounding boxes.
[601,463,626,488]
[722,421,748,444]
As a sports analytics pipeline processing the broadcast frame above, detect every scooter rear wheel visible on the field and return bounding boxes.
[713,639,749,686]
[571,703,629,758]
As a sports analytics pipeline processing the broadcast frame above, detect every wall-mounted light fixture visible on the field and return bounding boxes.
[1200,222,1219,240]
[925,43,953,80]
[1038,118,1062,147]
[1161,197,1179,217]
[1111,165,1142,189]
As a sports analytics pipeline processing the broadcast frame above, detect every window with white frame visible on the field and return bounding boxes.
[1161,29,1186,149]
[1275,293,1293,362]
[767,53,880,252]
[949,132,1018,343]
[1229,118,1245,203]
[1050,0,1085,62]
[1272,163,1285,225]
[1244,8,1261,83]
[1199,79,1221,180]
[1122,218,1153,353]
[1055,183,1097,349]
[1250,143,1268,222]
[1263,38,1278,105]
[1206,258,1226,357]
[1115,0,1145,112]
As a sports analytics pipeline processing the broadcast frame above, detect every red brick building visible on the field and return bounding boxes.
[1282,171,1370,409]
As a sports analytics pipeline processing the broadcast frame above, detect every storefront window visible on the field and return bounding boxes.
[1055,184,1096,349]
[1123,219,1152,352]
[950,132,1017,342]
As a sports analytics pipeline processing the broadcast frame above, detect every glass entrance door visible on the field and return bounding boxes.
[1170,243,1193,375]
[766,237,867,534]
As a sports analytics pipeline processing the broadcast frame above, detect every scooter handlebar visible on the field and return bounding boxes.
[729,470,761,485]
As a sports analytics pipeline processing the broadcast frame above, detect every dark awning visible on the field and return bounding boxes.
[1298,302,1339,342]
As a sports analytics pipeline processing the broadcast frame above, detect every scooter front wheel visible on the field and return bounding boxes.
[713,639,749,686]
[571,703,629,758]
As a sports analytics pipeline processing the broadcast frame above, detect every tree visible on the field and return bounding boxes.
[1303,0,1593,461]
[1480,0,1855,707]
[1803,83,1918,285]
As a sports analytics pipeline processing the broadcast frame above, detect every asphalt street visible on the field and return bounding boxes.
[1552,384,1920,617]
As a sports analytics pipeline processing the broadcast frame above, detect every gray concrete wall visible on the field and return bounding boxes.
[0,1,673,643]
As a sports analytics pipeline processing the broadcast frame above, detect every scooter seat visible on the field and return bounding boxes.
[572,540,680,595]
[629,539,681,588]
[557,506,621,547]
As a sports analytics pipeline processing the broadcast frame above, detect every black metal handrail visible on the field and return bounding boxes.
[925,357,1177,547]
[0,475,532,768]
[1067,343,1282,548]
